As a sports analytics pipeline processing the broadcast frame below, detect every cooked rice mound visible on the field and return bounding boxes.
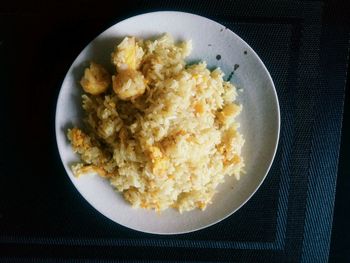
[67,34,245,213]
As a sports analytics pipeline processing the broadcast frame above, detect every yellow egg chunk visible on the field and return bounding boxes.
[112,69,146,100]
[111,37,144,71]
[80,62,111,95]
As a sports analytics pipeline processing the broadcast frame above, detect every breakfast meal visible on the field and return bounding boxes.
[67,34,245,213]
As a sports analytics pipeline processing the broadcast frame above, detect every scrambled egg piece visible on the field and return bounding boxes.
[193,101,205,115]
[112,69,146,100]
[111,36,144,71]
[80,62,111,95]
[147,146,168,176]
[217,103,242,125]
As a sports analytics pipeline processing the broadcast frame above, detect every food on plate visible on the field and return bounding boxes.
[112,69,146,100]
[80,62,111,95]
[67,34,245,213]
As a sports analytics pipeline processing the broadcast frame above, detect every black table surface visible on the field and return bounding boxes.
[1,0,350,262]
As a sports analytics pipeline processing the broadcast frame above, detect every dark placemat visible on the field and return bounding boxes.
[0,0,349,262]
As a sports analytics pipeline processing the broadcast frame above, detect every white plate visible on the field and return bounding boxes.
[55,11,280,234]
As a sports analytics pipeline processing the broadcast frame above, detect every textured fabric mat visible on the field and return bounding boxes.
[0,0,349,262]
